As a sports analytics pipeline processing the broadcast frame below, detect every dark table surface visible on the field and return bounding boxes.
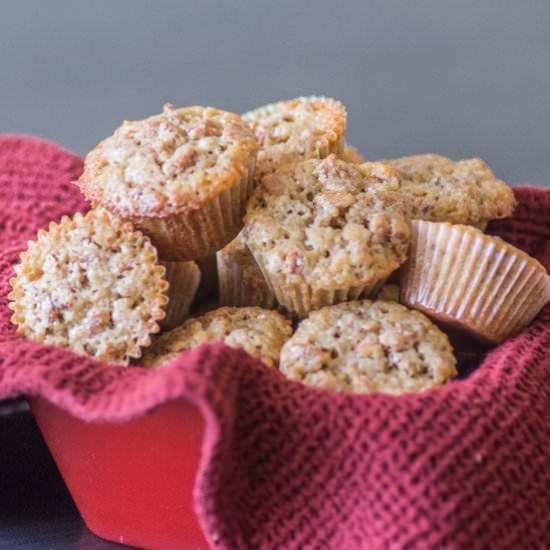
[0,403,132,549]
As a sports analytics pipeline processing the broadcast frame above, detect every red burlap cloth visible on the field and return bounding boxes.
[0,135,549,549]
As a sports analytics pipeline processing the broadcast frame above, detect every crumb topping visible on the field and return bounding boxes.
[78,104,258,216]
[243,96,346,181]
[244,155,411,289]
[280,300,457,394]
[8,210,168,364]
[385,154,516,224]
[142,306,292,368]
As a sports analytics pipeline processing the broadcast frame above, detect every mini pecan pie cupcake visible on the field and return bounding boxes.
[243,96,346,182]
[8,209,168,365]
[217,231,276,309]
[342,144,366,164]
[161,261,201,330]
[77,104,258,261]
[142,306,292,368]
[401,220,550,344]
[383,154,516,228]
[280,300,457,394]
[244,155,411,317]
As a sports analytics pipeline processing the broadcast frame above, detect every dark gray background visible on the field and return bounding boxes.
[1,0,549,186]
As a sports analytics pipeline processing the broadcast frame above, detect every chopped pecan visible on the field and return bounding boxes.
[287,251,302,274]
[189,119,221,140]
[88,311,112,335]
[262,174,285,195]
[177,148,198,170]
[357,341,383,358]
[315,154,340,180]
[316,191,355,209]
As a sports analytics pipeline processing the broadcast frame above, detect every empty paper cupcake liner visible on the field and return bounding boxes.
[401,220,550,343]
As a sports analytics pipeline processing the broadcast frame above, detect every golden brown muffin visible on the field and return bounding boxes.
[243,96,346,182]
[8,209,168,364]
[244,155,411,317]
[217,231,276,309]
[77,104,258,261]
[142,306,292,368]
[401,220,550,343]
[280,300,457,395]
[382,154,516,227]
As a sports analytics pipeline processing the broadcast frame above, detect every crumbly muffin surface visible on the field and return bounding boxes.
[385,154,516,225]
[280,300,457,394]
[243,96,346,180]
[78,104,258,216]
[142,306,292,368]
[8,210,168,364]
[244,155,410,290]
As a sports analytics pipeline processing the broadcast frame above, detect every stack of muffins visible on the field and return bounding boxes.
[9,97,550,395]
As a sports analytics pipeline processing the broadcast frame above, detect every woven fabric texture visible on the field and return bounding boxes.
[0,135,549,549]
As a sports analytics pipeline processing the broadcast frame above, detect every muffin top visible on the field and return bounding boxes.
[77,104,258,217]
[244,155,410,290]
[142,306,292,368]
[384,154,516,225]
[243,96,346,181]
[280,300,457,395]
[8,209,168,364]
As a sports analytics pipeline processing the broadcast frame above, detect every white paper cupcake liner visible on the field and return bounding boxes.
[131,160,256,262]
[217,251,277,309]
[401,220,550,343]
[252,255,388,318]
[161,261,201,330]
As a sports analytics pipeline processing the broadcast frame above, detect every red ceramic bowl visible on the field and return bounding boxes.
[29,397,209,550]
